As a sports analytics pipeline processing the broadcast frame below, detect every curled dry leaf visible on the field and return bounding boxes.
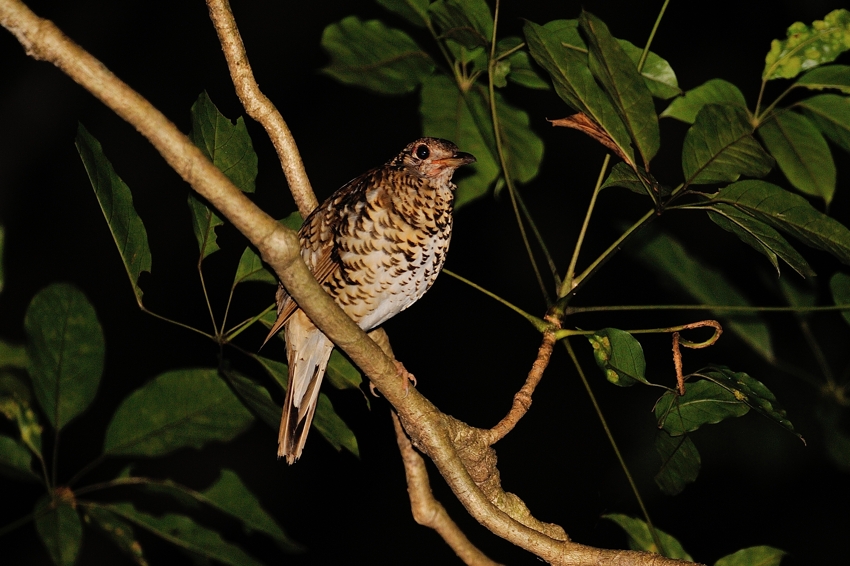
[549,113,634,167]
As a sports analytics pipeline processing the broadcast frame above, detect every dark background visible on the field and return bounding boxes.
[1,0,848,564]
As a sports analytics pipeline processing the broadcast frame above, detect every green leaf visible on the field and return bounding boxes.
[376,0,430,27]
[35,495,82,566]
[586,328,648,387]
[326,350,365,392]
[699,366,800,439]
[420,76,500,208]
[798,94,850,152]
[187,194,223,261]
[280,211,303,232]
[579,12,659,164]
[104,503,264,566]
[706,204,814,277]
[0,434,39,482]
[0,372,43,458]
[635,230,775,361]
[0,339,27,369]
[661,78,748,124]
[818,402,850,470]
[219,368,281,429]
[523,20,635,166]
[602,514,692,559]
[321,16,434,94]
[600,162,667,197]
[76,124,152,308]
[26,283,105,430]
[204,470,303,553]
[103,369,254,457]
[526,20,679,99]
[794,64,850,94]
[618,40,681,100]
[186,92,257,261]
[600,162,646,194]
[777,276,817,310]
[254,355,360,458]
[655,380,750,436]
[710,180,850,265]
[83,505,148,566]
[829,272,850,327]
[125,471,302,553]
[758,111,835,204]
[715,546,787,566]
[496,89,545,186]
[505,50,550,90]
[313,394,360,459]
[189,92,257,194]
[683,104,774,185]
[763,9,850,80]
[654,432,700,496]
[580,11,659,168]
[429,0,492,49]
[232,247,276,287]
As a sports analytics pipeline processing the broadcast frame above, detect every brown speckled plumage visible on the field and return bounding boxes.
[264,138,475,463]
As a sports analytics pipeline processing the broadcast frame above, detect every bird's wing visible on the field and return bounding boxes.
[261,169,376,347]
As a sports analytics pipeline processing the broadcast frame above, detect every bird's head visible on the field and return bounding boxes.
[392,137,476,182]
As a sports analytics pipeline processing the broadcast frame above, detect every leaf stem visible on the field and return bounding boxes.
[140,307,215,340]
[66,454,107,488]
[225,303,276,342]
[514,188,560,289]
[570,208,655,295]
[487,0,550,304]
[493,41,525,62]
[559,154,610,298]
[754,79,768,119]
[197,261,220,336]
[754,83,797,124]
[425,20,465,89]
[51,429,58,489]
[0,510,36,537]
[444,269,547,332]
[637,0,671,72]
[569,303,850,314]
[562,338,663,552]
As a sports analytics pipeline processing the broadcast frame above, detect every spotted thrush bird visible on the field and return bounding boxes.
[264,137,475,463]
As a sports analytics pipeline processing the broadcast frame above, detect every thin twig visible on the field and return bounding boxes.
[486,318,559,444]
[205,0,317,216]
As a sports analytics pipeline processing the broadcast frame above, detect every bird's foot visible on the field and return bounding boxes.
[369,360,416,397]
[395,360,417,397]
[368,360,417,398]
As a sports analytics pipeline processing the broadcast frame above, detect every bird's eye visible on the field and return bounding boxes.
[415,145,430,160]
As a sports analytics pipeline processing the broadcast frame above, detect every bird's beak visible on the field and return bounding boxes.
[435,152,476,168]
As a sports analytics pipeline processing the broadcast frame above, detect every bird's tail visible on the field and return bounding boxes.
[279,309,334,464]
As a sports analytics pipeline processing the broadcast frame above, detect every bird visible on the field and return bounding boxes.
[263,137,475,464]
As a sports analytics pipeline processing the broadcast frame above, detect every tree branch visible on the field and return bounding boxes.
[392,412,501,566]
[485,315,559,444]
[205,0,317,216]
[0,2,699,563]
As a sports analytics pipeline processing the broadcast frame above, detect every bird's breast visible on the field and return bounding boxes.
[327,192,452,331]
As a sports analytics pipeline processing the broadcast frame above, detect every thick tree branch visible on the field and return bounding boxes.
[0,2,698,563]
[205,0,317,216]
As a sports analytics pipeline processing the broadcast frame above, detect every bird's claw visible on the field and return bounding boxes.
[367,360,417,398]
[395,360,417,397]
